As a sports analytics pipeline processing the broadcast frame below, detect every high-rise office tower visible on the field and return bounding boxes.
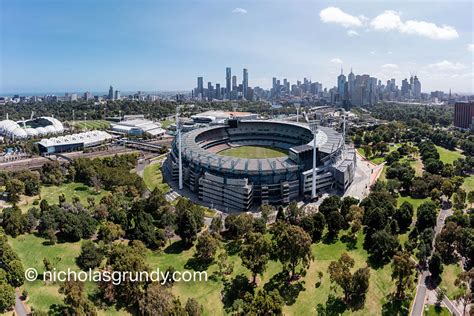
[108,86,114,100]
[207,82,213,100]
[243,68,248,99]
[197,77,204,98]
[114,90,121,100]
[413,76,421,99]
[348,68,355,100]
[401,78,409,97]
[232,75,237,90]
[226,67,231,98]
[84,91,92,100]
[215,83,221,99]
[337,69,346,101]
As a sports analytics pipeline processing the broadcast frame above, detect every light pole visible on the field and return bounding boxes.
[310,121,318,199]
[176,106,183,190]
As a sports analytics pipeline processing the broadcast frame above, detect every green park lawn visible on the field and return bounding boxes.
[9,234,128,315]
[435,146,465,164]
[357,143,400,165]
[143,162,169,192]
[69,120,110,130]
[147,231,395,316]
[439,264,463,300]
[9,229,397,316]
[218,146,288,159]
[16,182,110,213]
[461,175,474,192]
[160,119,174,129]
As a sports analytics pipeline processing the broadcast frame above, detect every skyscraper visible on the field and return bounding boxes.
[226,67,231,99]
[413,76,421,99]
[84,91,92,100]
[114,90,121,100]
[348,68,355,101]
[215,83,221,99]
[108,86,114,100]
[243,68,248,99]
[454,102,474,129]
[197,77,204,98]
[337,69,346,101]
[232,75,237,90]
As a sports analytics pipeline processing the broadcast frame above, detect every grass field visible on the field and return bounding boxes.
[160,119,174,129]
[69,120,110,130]
[461,175,474,192]
[143,162,169,192]
[9,234,128,315]
[357,144,400,165]
[435,146,465,165]
[146,231,395,316]
[440,264,463,300]
[218,146,288,159]
[15,182,110,213]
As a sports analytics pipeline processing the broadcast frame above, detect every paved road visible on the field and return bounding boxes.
[14,288,28,316]
[410,207,453,316]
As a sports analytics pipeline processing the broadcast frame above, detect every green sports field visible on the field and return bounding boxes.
[218,145,288,159]
[69,120,110,130]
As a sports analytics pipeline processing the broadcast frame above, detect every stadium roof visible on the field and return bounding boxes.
[38,130,112,148]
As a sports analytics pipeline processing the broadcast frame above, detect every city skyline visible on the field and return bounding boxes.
[1,0,473,93]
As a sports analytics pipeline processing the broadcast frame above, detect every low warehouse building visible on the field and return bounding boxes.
[37,130,113,154]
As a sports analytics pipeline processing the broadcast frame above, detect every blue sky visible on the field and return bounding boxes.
[1,0,473,93]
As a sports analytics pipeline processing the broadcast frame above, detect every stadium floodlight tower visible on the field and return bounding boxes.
[294,103,301,123]
[176,106,183,190]
[309,121,318,199]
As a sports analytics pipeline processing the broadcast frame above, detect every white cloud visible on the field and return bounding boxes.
[370,10,458,40]
[370,10,402,30]
[320,7,363,28]
[347,30,360,37]
[387,51,393,55]
[468,44,474,52]
[330,58,343,64]
[232,8,247,14]
[399,20,458,40]
[427,60,466,71]
[370,51,376,55]
[381,64,399,69]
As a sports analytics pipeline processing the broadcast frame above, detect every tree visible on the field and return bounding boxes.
[328,252,370,309]
[185,298,203,316]
[194,231,219,263]
[441,180,454,200]
[467,191,474,206]
[259,204,275,223]
[368,230,399,263]
[209,215,223,235]
[454,268,474,316]
[224,213,254,239]
[100,242,150,306]
[416,201,438,231]
[243,289,284,315]
[452,189,466,211]
[76,240,103,271]
[138,283,184,315]
[391,251,416,299]
[349,267,370,309]
[273,224,313,279]
[287,201,303,225]
[428,252,443,278]
[326,211,345,237]
[394,202,414,232]
[59,280,97,316]
[240,232,271,284]
[0,282,14,313]
[318,195,341,216]
[129,211,165,249]
[2,206,26,237]
[216,250,234,279]
[97,221,125,243]
[175,199,204,246]
[5,179,25,204]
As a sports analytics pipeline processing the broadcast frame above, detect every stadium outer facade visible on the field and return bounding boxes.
[164,120,356,212]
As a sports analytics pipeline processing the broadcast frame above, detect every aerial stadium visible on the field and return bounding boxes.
[164,119,356,212]
[0,116,64,139]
